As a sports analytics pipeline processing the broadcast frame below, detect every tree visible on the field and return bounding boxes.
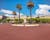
[16,4,22,23]
[13,11,16,19]
[27,1,34,24]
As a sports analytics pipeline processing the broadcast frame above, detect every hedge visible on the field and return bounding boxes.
[0,18,50,24]
[26,18,50,23]
[14,19,24,24]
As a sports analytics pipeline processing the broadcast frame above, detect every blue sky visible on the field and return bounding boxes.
[0,0,50,16]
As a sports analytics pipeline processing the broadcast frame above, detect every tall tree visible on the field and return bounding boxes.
[16,4,22,23]
[13,11,16,19]
[27,1,34,23]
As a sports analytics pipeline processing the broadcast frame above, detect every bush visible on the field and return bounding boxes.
[35,18,40,23]
[40,18,48,23]
[47,19,50,23]
[26,18,36,23]
[6,19,10,23]
[0,19,2,23]
[26,18,50,23]
[14,19,24,24]
[2,19,7,23]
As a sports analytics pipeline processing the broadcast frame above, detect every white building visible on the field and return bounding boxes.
[0,16,2,19]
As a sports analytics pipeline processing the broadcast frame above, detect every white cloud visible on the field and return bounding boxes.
[39,5,50,9]
[0,9,26,17]
[0,9,13,14]
[36,4,50,17]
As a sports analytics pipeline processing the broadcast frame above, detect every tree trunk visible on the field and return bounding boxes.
[14,15,15,23]
[19,10,20,23]
[30,8,32,24]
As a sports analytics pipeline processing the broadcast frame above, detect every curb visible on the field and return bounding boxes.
[11,24,39,27]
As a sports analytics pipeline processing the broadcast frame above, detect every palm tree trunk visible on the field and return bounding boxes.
[14,15,15,23]
[30,8,32,24]
[19,10,20,23]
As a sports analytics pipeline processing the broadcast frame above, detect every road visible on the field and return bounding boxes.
[0,23,50,40]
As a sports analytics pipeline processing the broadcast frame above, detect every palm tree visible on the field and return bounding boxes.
[12,11,16,24]
[13,11,16,19]
[27,1,34,23]
[16,4,22,23]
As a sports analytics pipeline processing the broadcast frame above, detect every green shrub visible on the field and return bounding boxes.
[35,18,40,23]
[0,19,2,23]
[47,19,50,23]
[6,19,10,23]
[40,18,48,23]
[26,18,50,23]
[14,19,24,24]
[26,18,36,23]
